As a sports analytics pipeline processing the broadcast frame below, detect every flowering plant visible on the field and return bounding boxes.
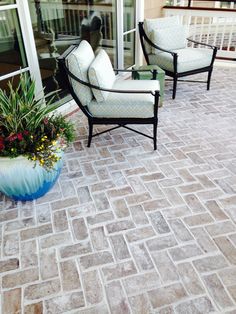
[0,74,75,170]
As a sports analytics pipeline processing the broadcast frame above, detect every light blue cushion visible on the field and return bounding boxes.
[151,25,187,54]
[144,16,180,54]
[88,49,116,102]
[149,48,213,73]
[87,79,159,118]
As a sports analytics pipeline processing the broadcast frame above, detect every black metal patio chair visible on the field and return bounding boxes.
[58,40,160,149]
[139,16,218,99]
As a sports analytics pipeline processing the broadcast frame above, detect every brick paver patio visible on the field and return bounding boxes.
[1,65,236,313]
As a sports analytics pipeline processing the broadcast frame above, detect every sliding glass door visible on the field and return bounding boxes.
[0,0,141,101]
[27,0,118,99]
[123,0,136,68]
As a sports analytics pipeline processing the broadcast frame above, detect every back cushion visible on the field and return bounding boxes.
[88,49,116,102]
[152,25,187,54]
[66,40,95,106]
[144,16,180,54]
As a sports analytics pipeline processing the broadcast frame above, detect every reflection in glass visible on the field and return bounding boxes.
[0,9,27,76]
[0,73,24,93]
[28,0,117,99]
[124,0,135,33]
[0,1,15,5]
[123,31,135,69]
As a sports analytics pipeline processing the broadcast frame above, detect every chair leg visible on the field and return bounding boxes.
[172,77,177,99]
[153,119,157,150]
[207,69,212,90]
[87,119,93,147]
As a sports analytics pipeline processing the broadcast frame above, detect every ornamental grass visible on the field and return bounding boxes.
[0,73,75,171]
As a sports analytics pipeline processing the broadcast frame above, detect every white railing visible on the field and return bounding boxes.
[35,2,134,45]
[167,0,236,8]
[164,7,236,59]
[1,2,134,47]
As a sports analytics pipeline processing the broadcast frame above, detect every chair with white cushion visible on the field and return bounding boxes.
[58,40,160,149]
[139,16,218,99]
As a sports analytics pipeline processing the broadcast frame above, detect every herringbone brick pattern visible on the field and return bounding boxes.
[1,66,236,313]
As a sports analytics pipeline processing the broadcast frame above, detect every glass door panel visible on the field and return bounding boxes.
[28,0,117,99]
[0,73,23,91]
[123,0,135,68]
[123,32,135,68]
[124,0,135,32]
[0,1,16,5]
[0,6,28,91]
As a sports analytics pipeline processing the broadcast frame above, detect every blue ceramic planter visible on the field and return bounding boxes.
[0,155,63,201]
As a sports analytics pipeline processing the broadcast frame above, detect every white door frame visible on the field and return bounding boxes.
[116,0,124,69]
[16,0,43,96]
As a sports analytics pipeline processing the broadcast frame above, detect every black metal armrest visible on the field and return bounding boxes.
[187,38,217,50]
[63,65,158,96]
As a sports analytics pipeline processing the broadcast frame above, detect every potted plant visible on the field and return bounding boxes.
[0,74,75,201]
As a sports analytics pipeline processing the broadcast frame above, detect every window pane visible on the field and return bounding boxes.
[29,0,117,99]
[0,1,16,5]
[124,31,135,68]
[0,9,27,76]
[124,0,135,33]
[0,72,28,94]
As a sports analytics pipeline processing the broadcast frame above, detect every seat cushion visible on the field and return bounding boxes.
[66,40,95,106]
[87,79,159,118]
[88,49,116,102]
[149,48,213,73]
[144,16,180,54]
[151,25,187,54]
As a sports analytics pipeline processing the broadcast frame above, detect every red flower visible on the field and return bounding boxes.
[23,130,29,136]
[0,137,4,151]
[0,142,4,151]
[17,133,23,141]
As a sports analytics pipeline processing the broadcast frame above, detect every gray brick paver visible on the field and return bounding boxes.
[1,67,236,313]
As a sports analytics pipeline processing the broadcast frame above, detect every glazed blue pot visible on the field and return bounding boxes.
[0,154,63,201]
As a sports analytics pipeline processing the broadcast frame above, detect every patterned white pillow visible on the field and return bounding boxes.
[66,40,95,106]
[88,49,116,102]
[151,25,187,54]
[144,16,180,54]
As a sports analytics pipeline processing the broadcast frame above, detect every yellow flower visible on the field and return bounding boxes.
[11,148,14,152]
[52,141,56,146]
[30,135,33,139]
[32,156,37,161]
